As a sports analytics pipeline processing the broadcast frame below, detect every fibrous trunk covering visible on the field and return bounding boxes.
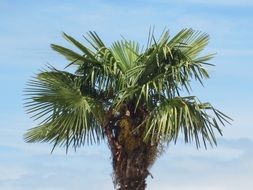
[105,108,159,190]
[113,143,158,190]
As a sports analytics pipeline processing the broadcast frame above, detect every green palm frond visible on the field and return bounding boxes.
[143,96,231,148]
[53,32,125,96]
[111,40,140,73]
[63,32,96,58]
[84,32,122,75]
[24,67,105,151]
[117,29,214,109]
[139,29,212,86]
[51,44,102,68]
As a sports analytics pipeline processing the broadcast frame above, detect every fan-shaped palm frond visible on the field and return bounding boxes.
[24,67,105,151]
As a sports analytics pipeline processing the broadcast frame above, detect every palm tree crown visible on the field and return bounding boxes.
[24,28,230,153]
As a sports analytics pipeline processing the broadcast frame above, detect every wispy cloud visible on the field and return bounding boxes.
[0,138,252,190]
[0,166,31,181]
[147,138,253,190]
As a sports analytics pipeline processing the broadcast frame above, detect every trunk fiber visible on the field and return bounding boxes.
[113,147,149,190]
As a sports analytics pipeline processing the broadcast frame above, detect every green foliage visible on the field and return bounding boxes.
[24,67,105,152]
[143,96,229,148]
[24,29,231,152]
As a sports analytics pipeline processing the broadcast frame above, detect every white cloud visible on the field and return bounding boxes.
[0,166,30,181]
[146,138,253,189]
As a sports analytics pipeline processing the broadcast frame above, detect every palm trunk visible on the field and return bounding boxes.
[113,147,149,190]
[105,123,157,190]
[104,108,158,190]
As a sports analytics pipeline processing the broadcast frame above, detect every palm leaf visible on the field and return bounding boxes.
[143,96,231,148]
[119,29,214,109]
[24,67,105,151]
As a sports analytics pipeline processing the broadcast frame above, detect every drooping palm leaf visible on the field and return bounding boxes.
[143,96,231,148]
[24,67,105,151]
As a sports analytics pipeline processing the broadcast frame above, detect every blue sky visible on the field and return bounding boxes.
[0,0,253,189]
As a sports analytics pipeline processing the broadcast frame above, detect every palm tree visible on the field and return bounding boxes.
[24,28,230,190]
